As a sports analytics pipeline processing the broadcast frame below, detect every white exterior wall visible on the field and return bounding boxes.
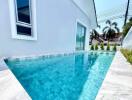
[123,27,132,49]
[0,0,97,57]
[72,0,97,29]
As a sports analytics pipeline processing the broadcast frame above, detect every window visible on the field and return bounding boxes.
[17,25,31,36]
[16,0,31,24]
[9,0,37,40]
[15,0,32,37]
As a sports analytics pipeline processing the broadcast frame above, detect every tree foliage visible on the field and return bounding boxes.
[102,20,120,40]
[122,17,132,37]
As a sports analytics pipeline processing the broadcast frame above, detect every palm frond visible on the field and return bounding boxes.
[112,22,118,27]
[97,25,101,28]
[102,26,109,33]
[114,27,120,33]
[106,20,111,25]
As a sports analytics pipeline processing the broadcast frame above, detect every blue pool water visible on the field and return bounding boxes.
[5,52,115,100]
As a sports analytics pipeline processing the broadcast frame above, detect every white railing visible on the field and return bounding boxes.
[123,27,132,49]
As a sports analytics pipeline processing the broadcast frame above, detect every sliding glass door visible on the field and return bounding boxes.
[76,23,86,50]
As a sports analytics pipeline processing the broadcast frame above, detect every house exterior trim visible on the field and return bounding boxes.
[8,0,37,41]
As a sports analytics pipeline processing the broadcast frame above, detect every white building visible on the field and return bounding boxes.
[123,27,132,49]
[0,0,97,57]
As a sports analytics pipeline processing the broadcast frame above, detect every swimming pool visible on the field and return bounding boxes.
[5,52,115,100]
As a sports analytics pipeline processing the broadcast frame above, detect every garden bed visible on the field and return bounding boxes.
[121,49,132,64]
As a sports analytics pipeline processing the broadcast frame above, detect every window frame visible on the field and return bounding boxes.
[8,0,37,41]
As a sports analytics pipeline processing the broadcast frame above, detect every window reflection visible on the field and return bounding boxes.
[16,0,31,24]
[17,25,32,36]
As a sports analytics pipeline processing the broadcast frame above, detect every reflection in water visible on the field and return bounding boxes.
[75,53,98,76]
[73,53,98,100]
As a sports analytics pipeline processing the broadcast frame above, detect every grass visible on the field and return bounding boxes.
[121,49,132,64]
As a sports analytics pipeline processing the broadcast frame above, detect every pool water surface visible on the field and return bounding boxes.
[5,52,115,100]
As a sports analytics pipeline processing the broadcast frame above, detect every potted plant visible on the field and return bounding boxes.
[95,43,98,50]
[100,43,104,50]
[106,42,110,51]
[90,44,94,50]
[113,44,117,51]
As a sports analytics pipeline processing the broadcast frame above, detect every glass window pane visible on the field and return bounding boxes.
[17,25,31,36]
[16,0,31,24]
[76,23,86,50]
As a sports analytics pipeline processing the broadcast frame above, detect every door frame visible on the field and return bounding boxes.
[75,19,87,50]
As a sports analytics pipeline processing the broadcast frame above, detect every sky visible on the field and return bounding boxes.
[94,0,128,34]
[95,0,127,13]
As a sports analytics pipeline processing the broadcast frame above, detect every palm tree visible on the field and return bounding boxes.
[102,20,120,40]
[90,25,100,39]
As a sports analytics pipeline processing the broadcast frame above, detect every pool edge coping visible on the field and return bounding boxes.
[0,59,32,100]
[95,51,132,100]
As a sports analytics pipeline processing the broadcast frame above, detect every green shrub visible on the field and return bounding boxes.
[106,42,110,51]
[90,45,94,50]
[121,49,132,64]
[95,43,98,50]
[122,18,132,37]
[128,55,132,64]
[113,44,117,51]
[100,43,104,50]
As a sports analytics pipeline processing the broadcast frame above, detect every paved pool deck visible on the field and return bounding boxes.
[0,60,31,100]
[96,51,132,100]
